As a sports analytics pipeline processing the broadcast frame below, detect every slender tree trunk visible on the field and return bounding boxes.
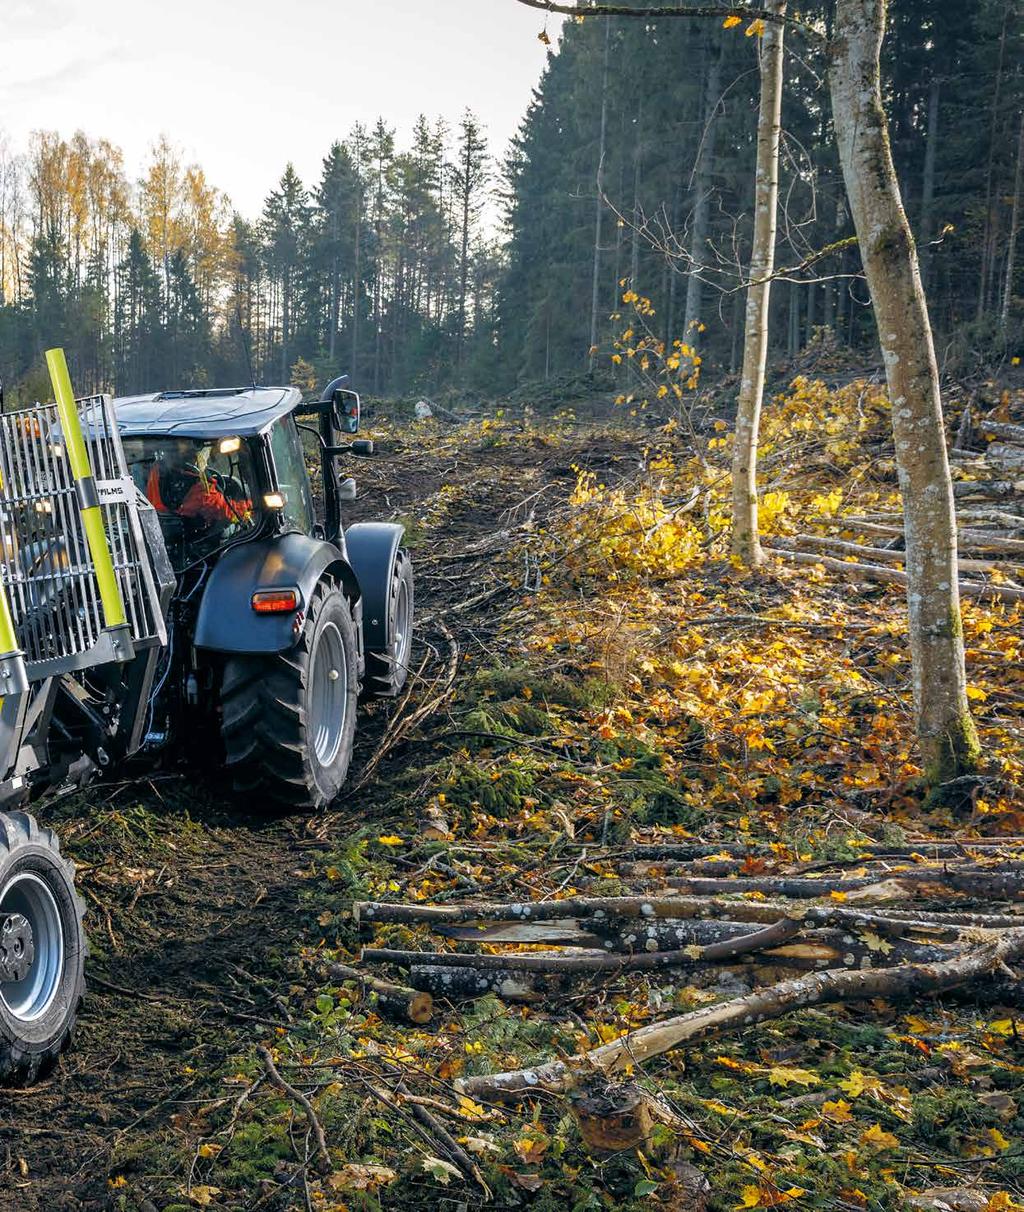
[352,200,362,378]
[683,43,722,346]
[730,1,785,564]
[788,283,799,357]
[978,1,1010,321]
[457,142,472,371]
[830,0,980,786]
[1001,107,1024,332]
[588,21,611,371]
[629,98,643,290]
[918,76,940,294]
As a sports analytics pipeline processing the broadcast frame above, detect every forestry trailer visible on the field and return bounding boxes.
[0,349,413,1081]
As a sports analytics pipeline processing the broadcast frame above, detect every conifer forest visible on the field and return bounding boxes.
[1,3,1024,1212]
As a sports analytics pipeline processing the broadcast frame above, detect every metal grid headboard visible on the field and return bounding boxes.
[0,394,166,679]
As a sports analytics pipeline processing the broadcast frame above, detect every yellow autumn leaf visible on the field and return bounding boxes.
[839,1071,882,1098]
[987,1127,1011,1152]
[822,1099,855,1123]
[514,1133,550,1164]
[457,1095,488,1121]
[197,1143,223,1159]
[988,1194,1024,1211]
[737,1185,807,1208]
[861,931,894,955]
[768,1066,819,1089]
[723,14,742,28]
[187,1188,222,1209]
[377,835,405,846]
[746,18,766,36]
[860,1123,900,1151]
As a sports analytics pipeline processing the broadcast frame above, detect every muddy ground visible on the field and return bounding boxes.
[0,408,633,1211]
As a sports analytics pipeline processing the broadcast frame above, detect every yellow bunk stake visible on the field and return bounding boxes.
[45,347,132,659]
[0,577,28,698]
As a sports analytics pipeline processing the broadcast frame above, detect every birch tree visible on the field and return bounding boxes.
[829,0,980,783]
[729,0,785,565]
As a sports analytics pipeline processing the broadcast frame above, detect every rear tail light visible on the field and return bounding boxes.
[252,589,300,614]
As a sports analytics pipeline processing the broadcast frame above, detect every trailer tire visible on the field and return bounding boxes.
[362,549,415,699]
[221,580,359,811]
[0,812,86,1086]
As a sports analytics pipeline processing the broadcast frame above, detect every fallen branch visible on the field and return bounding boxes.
[258,1046,331,1175]
[784,533,1024,577]
[455,930,1024,1101]
[608,839,1024,862]
[838,518,1024,555]
[352,620,460,792]
[355,892,1018,932]
[355,894,709,926]
[364,1080,489,1193]
[436,917,773,951]
[408,965,545,1003]
[656,865,1024,899]
[363,919,801,973]
[327,963,433,1024]
[978,419,1024,443]
[952,480,1024,500]
[767,547,1024,602]
[755,930,958,971]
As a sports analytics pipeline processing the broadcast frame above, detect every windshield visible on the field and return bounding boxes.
[123,435,260,570]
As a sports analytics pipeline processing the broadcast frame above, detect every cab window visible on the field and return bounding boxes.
[123,435,259,571]
[268,417,315,534]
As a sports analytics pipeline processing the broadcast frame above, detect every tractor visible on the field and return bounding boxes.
[0,350,413,1081]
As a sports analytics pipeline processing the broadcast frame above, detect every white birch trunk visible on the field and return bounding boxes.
[729,1,785,563]
[829,0,980,785]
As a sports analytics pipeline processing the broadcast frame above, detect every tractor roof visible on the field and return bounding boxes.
[113,386,303,440]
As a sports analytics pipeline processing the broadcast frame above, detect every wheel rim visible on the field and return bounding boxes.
[310,620,348,768]
[394,575,412,674]
[0,872,64,1023]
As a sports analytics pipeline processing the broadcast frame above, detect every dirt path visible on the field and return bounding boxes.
[0,414,632,1211]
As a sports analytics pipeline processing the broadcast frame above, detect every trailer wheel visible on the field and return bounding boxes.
[221,580,359,811]
[0,812,86,1086]
[363,549,415,699]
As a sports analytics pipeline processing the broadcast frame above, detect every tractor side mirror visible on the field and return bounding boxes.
[333,388,361,435]
[351,439,375,457]
[338,476,358,502]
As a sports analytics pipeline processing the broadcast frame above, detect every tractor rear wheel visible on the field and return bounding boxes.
[363,549,415,699]
[221,580,359,811]
[0,812,86,1085]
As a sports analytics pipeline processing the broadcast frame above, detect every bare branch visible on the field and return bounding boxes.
[513,0,824,39]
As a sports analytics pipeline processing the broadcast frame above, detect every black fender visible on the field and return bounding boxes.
[344,523,405,653]
[194,533,361,655]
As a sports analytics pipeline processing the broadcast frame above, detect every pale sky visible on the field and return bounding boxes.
[2,0,564,216]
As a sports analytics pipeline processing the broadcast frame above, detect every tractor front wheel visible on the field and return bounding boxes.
[221,580,359,811]
[0,812,86,1085]
[362,549,415,699]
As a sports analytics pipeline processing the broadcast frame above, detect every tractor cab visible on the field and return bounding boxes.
[114,382,364,571]
[115,387,306,571]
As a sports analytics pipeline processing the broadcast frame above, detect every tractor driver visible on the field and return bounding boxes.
[145,439,253,538]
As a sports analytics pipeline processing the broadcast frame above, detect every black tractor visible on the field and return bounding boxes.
[114,377,415,809]
[0,364,412,1080]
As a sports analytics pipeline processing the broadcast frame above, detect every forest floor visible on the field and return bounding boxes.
[1,384,1023,1212]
